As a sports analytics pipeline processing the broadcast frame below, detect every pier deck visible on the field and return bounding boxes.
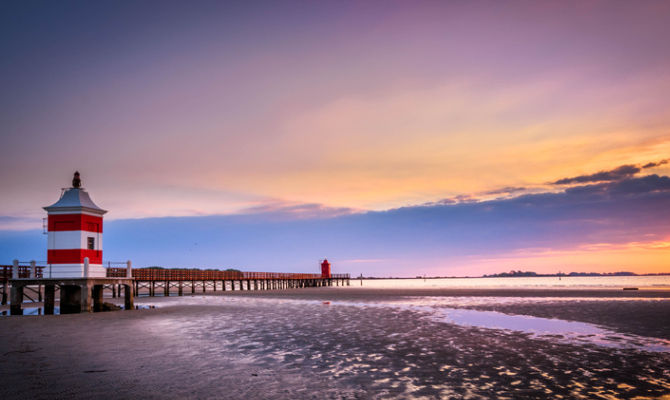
[107,268,350,297]
[2,265,350,314]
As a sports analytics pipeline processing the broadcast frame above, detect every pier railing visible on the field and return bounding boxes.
[2,265,350,306]
[106,268,349,281]
[3,265,349,281]
[1,265,45,280]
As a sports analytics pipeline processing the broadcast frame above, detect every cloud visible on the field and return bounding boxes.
[99,174,670,272]
[433,198,457,205]
[425,194,477,206]
[552,159,670,185]
[238,201,359,221]
[3,174,669,276]
[553,164,640,185]
[642,159,668,169]
[563,174,670,197]
[608,174,670,195]
[483,186,527,196]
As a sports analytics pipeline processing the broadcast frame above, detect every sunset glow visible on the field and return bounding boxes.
[1,1,670,275]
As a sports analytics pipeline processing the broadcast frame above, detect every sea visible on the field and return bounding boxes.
[356,274,670,289]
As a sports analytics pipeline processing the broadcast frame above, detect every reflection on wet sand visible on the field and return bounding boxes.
[0,291,668,399]
[143,295,669,398]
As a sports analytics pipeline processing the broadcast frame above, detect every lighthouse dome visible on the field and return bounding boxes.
[44,188,107,215]
[43,172,106,215]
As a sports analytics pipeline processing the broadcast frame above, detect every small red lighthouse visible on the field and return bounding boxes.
[321,259,331,279]
[43,172,107,278]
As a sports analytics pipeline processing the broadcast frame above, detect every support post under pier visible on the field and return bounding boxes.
[44,284,55,314]
[10,284,23,315]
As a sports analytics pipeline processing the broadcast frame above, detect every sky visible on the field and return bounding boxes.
[1,1,670,276]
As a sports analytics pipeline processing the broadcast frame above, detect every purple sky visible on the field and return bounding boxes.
[1,1,669,275]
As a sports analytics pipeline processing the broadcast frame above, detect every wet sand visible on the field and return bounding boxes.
[1,288,669,399]
[226,288,670,339]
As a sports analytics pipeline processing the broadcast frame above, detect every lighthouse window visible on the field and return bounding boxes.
[87,237,95,250]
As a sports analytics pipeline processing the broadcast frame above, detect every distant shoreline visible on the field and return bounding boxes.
[356,273,670,279]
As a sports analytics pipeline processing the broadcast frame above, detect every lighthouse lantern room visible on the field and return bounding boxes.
[43,172,107,278]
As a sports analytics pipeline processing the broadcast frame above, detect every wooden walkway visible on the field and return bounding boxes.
[2,265,350,305]
[1,265,45,305]
[107,268,350,297]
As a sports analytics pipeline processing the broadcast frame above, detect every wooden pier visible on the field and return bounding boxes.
[9,277,134,315]
[2,265,350,314]
[3,263,133,315]
[1,265,45,306]
[107,268,350,297]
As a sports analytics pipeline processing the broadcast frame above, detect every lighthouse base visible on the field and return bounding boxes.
[43,264,106,279]
[9,277,134,314]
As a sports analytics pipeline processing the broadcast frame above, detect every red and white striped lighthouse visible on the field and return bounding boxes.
[43,172,107,278]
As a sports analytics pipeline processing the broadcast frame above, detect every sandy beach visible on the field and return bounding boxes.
[1,288,669,399]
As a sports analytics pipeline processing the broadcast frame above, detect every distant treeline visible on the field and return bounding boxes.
[145,266,242,273]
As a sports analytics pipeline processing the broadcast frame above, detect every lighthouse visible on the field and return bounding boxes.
[43,172,107,278]
[321,259,331,279]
